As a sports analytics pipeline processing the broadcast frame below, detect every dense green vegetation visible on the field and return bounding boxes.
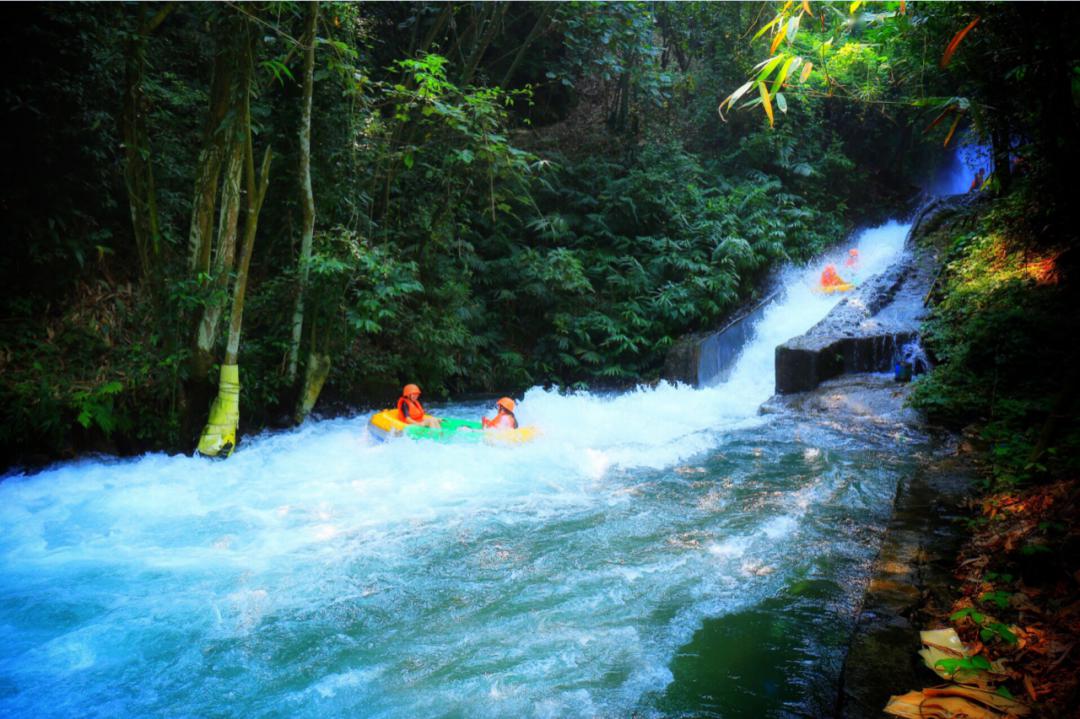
[1,2,1076,466]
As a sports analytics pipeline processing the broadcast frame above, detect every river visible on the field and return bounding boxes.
[1,222,920,718]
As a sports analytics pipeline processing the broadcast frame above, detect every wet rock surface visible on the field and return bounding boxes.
[762,372,923,430]
[837,452,972,719]
[774,244,940,395]
[764,373,972,719]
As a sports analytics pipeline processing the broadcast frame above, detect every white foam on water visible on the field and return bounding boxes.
[0,220,912,718]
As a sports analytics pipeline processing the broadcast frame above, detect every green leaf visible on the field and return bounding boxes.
[403,152,414,169]
[772,56,797,94]
[752,14,784,43]
[756,54,786,83]
[776,92,788,113]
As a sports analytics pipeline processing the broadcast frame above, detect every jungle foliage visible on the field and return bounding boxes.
[1,1,1076,465]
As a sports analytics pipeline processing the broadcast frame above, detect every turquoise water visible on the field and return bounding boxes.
[1,223,915,718]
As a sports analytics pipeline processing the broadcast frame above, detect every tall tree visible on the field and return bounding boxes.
[288,2,319,420]
[197,23,273,458]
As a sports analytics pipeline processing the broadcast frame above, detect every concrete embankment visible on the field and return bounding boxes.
[764,373,973,719]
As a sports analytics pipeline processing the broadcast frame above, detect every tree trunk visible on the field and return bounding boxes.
[287,2,319,387]
[182,26,246,444]
[192,127,244,383]
[461,3,505,86]
[295,351,332,425]
[499,5,554,88]
[290,4,333,425]
[197,24,273,459]
[188,30,239,274]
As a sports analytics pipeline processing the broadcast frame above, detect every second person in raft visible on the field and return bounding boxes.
[482,397,519,430]
[397,383,442,429]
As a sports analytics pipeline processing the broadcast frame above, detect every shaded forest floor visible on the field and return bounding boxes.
[906,460,1080,717]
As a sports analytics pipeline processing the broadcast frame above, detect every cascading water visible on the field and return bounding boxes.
[1,222,915,718]
[925,139,993,197]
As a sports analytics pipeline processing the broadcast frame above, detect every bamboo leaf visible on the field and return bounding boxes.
[802,0,813,16]
[850,0,863,14]
[800,60,814,82]
[770,26,786,54]
[923,106,953,134]
[943,113,961,147]
[753,54,782,72]
[759,81,774,127]
[771,56,796,94]
[899,0,906,14]
[776,92,788,114]
[941,16,980,69]
[786,15,801,45]
[752,14,784,42]
[757,54,786,83]
[719,80,754,120]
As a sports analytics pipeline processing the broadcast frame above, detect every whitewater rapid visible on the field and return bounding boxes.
[0,221,911,718]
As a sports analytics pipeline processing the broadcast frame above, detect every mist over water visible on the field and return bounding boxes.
[1,223,913,718]
[925,140,993,196]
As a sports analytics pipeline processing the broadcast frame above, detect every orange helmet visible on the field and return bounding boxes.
[403,383,421,396]
[496,397,515,412]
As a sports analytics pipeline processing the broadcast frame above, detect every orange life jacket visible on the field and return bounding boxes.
[483,411,517,430]
[397,396,425,422]
[821,264,845,287]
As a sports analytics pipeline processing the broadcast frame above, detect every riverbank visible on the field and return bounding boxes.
[766,373,1079,717]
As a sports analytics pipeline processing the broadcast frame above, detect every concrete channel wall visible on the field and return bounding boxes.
[662,291,777,387]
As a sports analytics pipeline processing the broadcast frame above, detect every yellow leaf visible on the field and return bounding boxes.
[850,0,863,14]
[770,26,786,54]
[759,82,774,128]
[800,61,814,82]
[899,0,906,14]
[802,0,813,16]
[943,113,961,147]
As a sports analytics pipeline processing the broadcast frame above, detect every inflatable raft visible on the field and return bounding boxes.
[368,409,538,445]
[815,282,855,294]
[815,264,854,294]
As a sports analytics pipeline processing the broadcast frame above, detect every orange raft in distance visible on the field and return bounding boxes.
[367,409,538,445]
[815,263,854,294]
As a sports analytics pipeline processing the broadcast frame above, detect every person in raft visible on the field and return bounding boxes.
[397,383,441,428]
[844,248,859,270]
[482,397,519,430]
[820,263,848,288]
